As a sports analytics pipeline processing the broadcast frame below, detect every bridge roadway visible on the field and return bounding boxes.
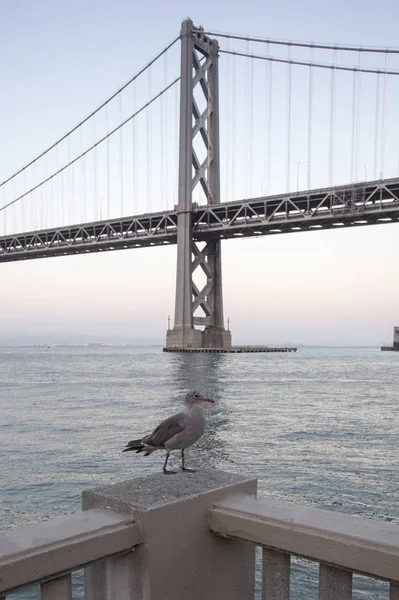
[1,177,399,263]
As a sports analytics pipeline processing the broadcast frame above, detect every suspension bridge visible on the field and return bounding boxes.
[1,19,399,349]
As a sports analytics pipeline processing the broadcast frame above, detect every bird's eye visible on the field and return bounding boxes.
[194,393,200,398]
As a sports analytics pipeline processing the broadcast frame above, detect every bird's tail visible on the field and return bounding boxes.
[122,439,145,453]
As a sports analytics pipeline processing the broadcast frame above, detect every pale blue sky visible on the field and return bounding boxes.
[1,0,399,346]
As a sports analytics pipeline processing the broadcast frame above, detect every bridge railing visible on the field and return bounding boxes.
[1,470,398,599]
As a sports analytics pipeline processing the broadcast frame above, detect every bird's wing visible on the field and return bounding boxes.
[144,412,185,448]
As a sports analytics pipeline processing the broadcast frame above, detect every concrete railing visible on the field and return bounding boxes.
[0,470,398,599]
[0,508,139,599]
[209,492,399,600]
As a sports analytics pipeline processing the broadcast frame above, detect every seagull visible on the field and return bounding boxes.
[122,390,214,474]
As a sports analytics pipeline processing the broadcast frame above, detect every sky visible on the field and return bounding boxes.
[1,0,399,346]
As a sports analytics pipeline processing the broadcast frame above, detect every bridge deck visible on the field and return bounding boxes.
[1,177,399,262]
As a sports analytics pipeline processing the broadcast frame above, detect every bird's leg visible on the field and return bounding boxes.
[163,451,177,475]
[181,449,196,473]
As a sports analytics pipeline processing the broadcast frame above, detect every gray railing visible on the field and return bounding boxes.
[209,492,399,600]
[1,470,398,599]
[0,508,139,599]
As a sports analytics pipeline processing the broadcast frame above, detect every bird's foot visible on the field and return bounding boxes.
[163,468,178,475]
[182,467,196,473]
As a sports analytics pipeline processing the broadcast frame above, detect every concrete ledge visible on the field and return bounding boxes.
[0,509,139,595]
[82,469,256,515]
[209,493,399,582]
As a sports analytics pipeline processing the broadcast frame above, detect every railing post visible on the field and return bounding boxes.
[83,469,257,600]
[262,549,290,600]
[41,574,72,600]
[84,554,137,600]
[319,564,352,600]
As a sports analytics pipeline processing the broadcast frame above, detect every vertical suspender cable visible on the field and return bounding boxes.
[62,146,66,225]
[71,148,76,225]
[106,106,111,219]
[56,144,60,227]
[161,57,165,210]
[380,53,388,179]
[93,115,97,220]
[267,55,273,194]
[147,66,152,212]
[244,40,250,196]
[23,168,27,231]
[132,84,136,213]
[163,51,168,210]
[231,52,236,200]
[329,50,336,186]
[4,187,7,233]
[12,178,15,232]
[68,135,72,223]
[350,70,357,182]
[32,162,36,229]
[264,43,268,196]
[41,154,45,229]
[44,153,47,228]
[175,77,179,206]
[373,73,381,180]
[225,38,230,203]
[81,124,85,223]
[249,48,254,197]
[307,47,313,190]
[286,47,292,192]
[2,185,7,234]
[16,173,19,231]
[119,93,124,216]
[355,52,362,181]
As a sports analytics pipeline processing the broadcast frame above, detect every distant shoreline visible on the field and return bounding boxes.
[0,344,381,349]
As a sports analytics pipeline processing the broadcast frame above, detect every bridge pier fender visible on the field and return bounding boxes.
[82,470,257,600]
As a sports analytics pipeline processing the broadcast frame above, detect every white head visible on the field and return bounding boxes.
[185,390,214,407]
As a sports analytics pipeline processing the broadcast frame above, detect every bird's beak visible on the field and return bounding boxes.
[202,397,214,403]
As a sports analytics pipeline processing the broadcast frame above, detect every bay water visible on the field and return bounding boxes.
[1,346,398,599]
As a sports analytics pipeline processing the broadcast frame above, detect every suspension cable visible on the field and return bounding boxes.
[0,78,180,213]
[220,49,399,75]
[0,35,180,190]
[198,30,399,54]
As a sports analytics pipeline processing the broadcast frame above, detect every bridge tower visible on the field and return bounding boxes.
[166,20,232,349]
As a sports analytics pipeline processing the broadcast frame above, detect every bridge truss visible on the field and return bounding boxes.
[1,177,398,263]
